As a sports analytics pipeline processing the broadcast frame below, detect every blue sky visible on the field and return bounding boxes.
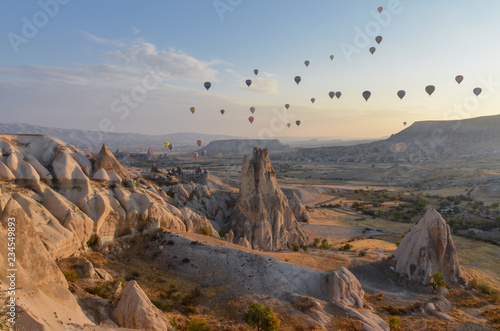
[1,0,499,139]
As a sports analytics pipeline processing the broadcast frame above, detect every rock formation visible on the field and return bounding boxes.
[288,192,311,223]
[393,208,465,285]
[230,148,309,251]
[113,281,174,331]
[93,144,130,179]
[325,266,365,308]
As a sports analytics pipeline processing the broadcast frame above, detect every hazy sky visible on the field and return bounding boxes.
[1,0,499,139]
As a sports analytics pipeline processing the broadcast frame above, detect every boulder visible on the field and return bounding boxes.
[113,280,174,331]
[92,168,110,181]
[393,208,464,285]
[51,148,89,181]
[326,266,365,308]
[230,148,309,251]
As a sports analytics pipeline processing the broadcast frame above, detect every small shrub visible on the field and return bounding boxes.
[63,270,79,283]
[382,305,407,315]
[387,315,400,330]
[340,243,353,251]
[200,227,212,236]
[291,242,300,252]
[169,320,177,328]
[186,305,199,314]
[187,318,211,331]
[395,241,401,247]
[84,284,105,297]
[87,235,99,248]
[151,299,172,311]
[313,238,321,247]
[478,282,492,295]
[375,293,384,301]
[429,272,446,290]
[302,245,308,252]
[321,239,331,249]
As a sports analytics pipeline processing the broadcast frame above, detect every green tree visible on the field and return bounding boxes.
[429,271,446,290]
[245,303,280,331]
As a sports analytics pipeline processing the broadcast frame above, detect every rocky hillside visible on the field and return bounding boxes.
[289,114,500,163]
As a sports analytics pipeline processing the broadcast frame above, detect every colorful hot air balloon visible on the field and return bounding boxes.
[369,47,376,55]
[190,107,196,114]
[362,91,371,101]
[197,140,203,147]
[285,104,290,109]
[455,75,464,84]
[220,109,225,115]
[250,106,256,114]
[287,123,291,128]
[193,152,198,160]
[329,91,335,99]
[473,87,482,96]
[378,6,383,13]
[397,90,406,100]
[425,85,435,96]
[403,122,407,126]
[294,76,301,85]
[248,116,254,124]
[163,141,169,148]
[204,82,211,90]
[168,144,174,151]
[330,55,334,60]
[202,150,207,156]
[335,91,341,99]
[295,120,301,126]
[245,79,252,87]
[375,36,383,44]
[310,98,315,104]
[304,60,310,67]
[254,69,259,75]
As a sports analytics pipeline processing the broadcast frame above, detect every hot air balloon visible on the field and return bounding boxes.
[197,140,203,147]
[369,47,376,55]
[248,116,254,124]
[330,55,334,60]
[310,98,315,104]
[204,82,211,90]
[190,107,196,114]
[425,85,435,96]
[329,91,335,99]
[250,106,256,114]
[335,91,341,99]
[168,144,174,151]
[202,150,207,156]
[473,87,482,96]
[285,104,290,109]
[295,120,301,126]
[220,109,225,115]
[455,75,463,84]
[403,122,407,126]
[375,36,383,44]
[304,60,310,67]
[287,123,291,128]
[378,6,383,13]
[254,69,259,75]
[245,79,252,87]
[163,141,169,148]
[193,152,198,160]
[362,91,371,101]
[294,76,301,85]
[397,90,406,100]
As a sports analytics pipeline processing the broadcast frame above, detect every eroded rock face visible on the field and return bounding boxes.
[94,144,130,180]
[113,280,174,331]
[0,199,95,329]
[288,192,311,223]
[230,148,309,251]
[326,266,365,308]
[393,208,464,285]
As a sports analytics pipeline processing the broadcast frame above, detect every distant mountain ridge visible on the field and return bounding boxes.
[290,114,500,163]
[0,122,237,152]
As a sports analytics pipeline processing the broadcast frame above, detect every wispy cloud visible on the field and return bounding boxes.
[80,31,126,48]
